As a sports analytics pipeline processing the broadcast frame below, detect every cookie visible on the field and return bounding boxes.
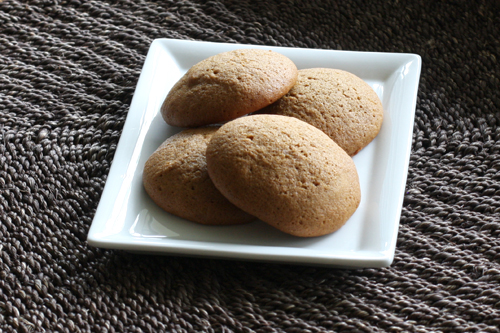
[206,115,361,237]
[161,49,298,127]
[258,68,384,156]
[143,127,255,225]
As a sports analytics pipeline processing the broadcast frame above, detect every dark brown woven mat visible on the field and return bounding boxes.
[1,0,500,332]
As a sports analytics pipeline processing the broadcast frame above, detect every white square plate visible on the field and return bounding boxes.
[87,39,421,268]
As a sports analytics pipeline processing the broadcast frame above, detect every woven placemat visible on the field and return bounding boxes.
[1,0,500,332]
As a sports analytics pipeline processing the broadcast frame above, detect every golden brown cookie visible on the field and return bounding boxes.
[258,68,384,156]
[161,49,298,127]
[206,115,361,237]
[143,127,255,225]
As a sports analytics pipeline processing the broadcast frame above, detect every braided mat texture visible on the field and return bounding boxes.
[1,0,500,332]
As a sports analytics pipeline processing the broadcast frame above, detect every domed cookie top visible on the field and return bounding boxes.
[206,115,361,237]
[143,127,255,225]
[161,49,298,127]
[259,68,384,156]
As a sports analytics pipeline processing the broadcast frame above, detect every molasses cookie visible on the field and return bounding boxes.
[161,49,298,127]
[206,115,361,237]
[259,68,384,156]
[143,127,255,225]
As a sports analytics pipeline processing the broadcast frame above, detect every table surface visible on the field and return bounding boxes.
[1,0,499,332]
